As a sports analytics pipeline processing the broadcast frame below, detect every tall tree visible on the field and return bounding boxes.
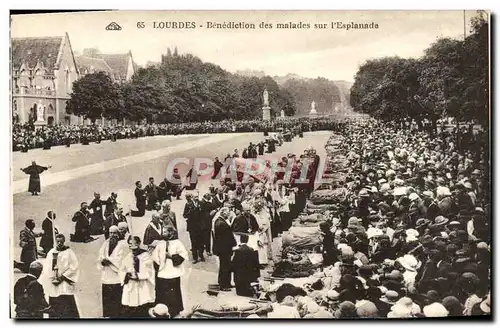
[66,72,122,123]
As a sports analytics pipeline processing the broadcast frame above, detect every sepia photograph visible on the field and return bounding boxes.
[9,9,490,319]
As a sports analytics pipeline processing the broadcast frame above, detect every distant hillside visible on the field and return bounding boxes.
[235,70,266,78]
[233,71,352,115]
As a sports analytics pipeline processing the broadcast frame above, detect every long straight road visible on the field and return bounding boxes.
[11,131,331,318]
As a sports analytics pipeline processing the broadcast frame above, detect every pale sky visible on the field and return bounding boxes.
[11,10,477,82]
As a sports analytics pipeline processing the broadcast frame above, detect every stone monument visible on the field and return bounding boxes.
[34,101,47,131]
[262,88,271,121]
[280,109,285,118]
[309,100,318,117]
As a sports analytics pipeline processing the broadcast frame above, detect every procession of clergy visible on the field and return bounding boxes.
[13,131,321,319]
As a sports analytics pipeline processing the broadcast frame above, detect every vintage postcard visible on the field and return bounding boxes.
[10,10,490,319]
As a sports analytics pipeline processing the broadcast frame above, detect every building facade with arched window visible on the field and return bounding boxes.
[12,32,79,125]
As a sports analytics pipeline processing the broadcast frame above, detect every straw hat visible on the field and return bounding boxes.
[149,304,170,318]
[423,303,449,317]
[397,255,421,272]
[380,290,399,305]
[430,216,449,228]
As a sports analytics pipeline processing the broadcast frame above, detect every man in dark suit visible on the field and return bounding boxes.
[144,177,159,211]
[213,210,236,291]
[13,261,50,318]
[231,234,260,297]
[104,207,128,239]
[199,194,216,256]
[14,219,43,273]
[131,181,147,217]
[183,193,204,263]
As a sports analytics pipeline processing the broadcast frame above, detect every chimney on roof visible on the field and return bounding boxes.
[83,48,100,57]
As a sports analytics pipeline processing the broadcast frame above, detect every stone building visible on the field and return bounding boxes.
[11,33,79,125]
[12,34,138,125]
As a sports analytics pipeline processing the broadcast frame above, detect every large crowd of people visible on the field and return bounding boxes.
[13,116,490,319]
[12,117,347,152]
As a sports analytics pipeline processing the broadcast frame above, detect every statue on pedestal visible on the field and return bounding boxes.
[262,88,271,121]
[280,109,285,118]
[36,102,45,122]
[263,89,269,107]
[309,100,318,116]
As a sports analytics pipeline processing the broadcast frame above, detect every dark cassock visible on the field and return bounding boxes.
[212,159,223,179]
[158,178,173,202]
[151,238,188,317]
[104,211,127,239]
[13,272,50,318]
[40,246,80,318]
[231,242,260,297]
[258,142,265,156]
[71,208,92,243]
[231,211,259,244]
[131,187,147,217]
[40,215,58,255]
[89,194,106,235]
[183,197,204,262]
[97,230,129,318]
[212,215,236,290]
[104,194,118,217]
[142,220,163,247]
[21,162,49,195]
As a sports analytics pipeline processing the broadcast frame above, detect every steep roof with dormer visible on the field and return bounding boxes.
[11,36,64,71]
[93,53,130,80]
[75,55,114,76]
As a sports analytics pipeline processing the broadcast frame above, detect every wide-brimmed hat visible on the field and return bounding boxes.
[430,216,449,228]
[367,227,384,239]
[380,290,399,305]
[416,218,431,229]
[391,297,421,316]
[423,303,449,317]
[149,304,170,318]
[397,255,421,272]
[334,301,357,318]
[480,294,491,313]
[421,290,440,303]
[405,229,420,242]
[446,221,461,230]
[356,300,379,318]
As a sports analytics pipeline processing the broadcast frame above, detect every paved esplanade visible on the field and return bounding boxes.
[12,131,330,318]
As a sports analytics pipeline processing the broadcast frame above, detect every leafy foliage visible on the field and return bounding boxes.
[350,12,489,128]
[66,72,122,122]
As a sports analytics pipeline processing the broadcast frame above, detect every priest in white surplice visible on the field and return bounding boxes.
[97,225,129,318]
[251,199,273,265]
[119,235,155,318]
[151,227,189,317]
[40,234,80,318]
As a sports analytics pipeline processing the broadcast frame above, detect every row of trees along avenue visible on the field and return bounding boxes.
[66,52,297,124]
[349,11,488,134]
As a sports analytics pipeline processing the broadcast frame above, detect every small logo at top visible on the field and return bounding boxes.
[105,22,122,31]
